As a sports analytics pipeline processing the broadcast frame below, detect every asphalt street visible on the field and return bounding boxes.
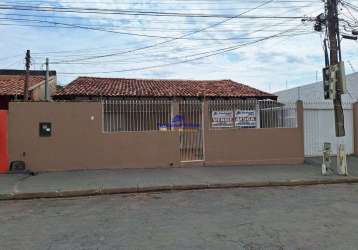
[1,184,358,250]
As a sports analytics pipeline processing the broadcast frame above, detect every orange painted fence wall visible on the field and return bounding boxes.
[0,111,8,173]
[8,102,304,172]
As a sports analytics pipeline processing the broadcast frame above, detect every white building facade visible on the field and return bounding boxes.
[275,73,358,156]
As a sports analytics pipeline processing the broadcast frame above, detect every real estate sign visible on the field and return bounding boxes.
[211,111,234,128]
[235,110,256,128]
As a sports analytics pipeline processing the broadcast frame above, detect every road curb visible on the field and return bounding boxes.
[1,178,358,201]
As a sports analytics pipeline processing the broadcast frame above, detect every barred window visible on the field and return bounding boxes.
[102,99,172,132]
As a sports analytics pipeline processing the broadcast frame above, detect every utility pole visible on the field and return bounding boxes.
[23,50,31,101]
[327,0,345,137]
[45,58,49,101]
[303,0,351,175]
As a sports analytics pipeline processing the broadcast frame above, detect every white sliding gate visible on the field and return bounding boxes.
[304,102,354,156]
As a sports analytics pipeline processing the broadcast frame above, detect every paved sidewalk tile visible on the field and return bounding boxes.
[0,156,357,199]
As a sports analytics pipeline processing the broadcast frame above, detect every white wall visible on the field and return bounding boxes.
[275,72,358,103]
[303,103,354,156]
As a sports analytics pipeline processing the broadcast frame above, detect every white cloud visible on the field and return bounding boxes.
[1,0,357,93]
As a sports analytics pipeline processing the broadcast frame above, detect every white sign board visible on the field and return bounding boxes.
[235,110,256,128]
[212,111,234,128]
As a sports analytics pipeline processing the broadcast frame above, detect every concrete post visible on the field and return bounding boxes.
[202,99,210,164]
[171,98,180,131]
[296,100,305,159]
[170,98,181,166]
[353,102,358,156]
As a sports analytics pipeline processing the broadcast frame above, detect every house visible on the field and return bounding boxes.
[7,76,305,172]
[53,76,285,131]
[53,77,276,100]
[0,69,57,109]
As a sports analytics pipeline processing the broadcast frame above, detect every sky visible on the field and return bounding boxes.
[0,0,358,93]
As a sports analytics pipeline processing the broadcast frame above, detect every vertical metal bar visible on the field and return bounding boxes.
[192,100,194,160]
[146,99,148,131]
[149,99,152,131]
[139,99,141,131]
[187,100,190,160]
[106,100,109,132]
[140,99,142,131]
[143,99,146,131]
[130,99,135,131]
[183,100,187,160]
[113,99,116,132]
[119,99,121,131]
[126,100,129,132]
[265,101,268,128]
[108,99,110,132]
[126,99,129,132]
[190,100,193,160]
[133,99,135,132]
[115,100,119,132]
[109,99,112,132]
[135,99,138,132]
[133,99,136,132]
[107,100,109,132]
[193,100,196,160]
[102,100,105,132]
[159,100,162,131]
[186,100,189,161]
[113,99,115,132]
[190,100,192,160]
[103,100,106,132]
[112,99,114,132]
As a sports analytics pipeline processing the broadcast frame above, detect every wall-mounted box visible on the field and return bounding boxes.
[39,122,52,137]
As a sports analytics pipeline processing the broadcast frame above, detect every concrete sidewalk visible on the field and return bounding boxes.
[1,157,358,200]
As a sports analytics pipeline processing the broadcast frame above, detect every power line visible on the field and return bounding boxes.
[0,16,310,41]
[58,26,310,74]
[0,3,312,19]
[50,0,278,64]
[47,32,313,65]
[0,0,321,67]
[47,3,321,63]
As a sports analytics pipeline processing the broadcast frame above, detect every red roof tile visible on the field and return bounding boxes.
[55,77,275,99]
[0,75,44,96]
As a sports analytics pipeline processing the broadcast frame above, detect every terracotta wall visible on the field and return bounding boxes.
[8,102,180,171]
[0,110,8,173]
[8,101,304,172]
[203,101,304,165]
[354,103,358,156]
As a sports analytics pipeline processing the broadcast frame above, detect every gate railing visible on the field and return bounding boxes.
[179,99,204,161]
[208,99,297,129]
[102,99,298,133]
[102,99,171,132]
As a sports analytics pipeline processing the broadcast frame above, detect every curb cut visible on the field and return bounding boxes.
[1,178,358,201]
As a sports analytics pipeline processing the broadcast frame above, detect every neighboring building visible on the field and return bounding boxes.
[0,69,57,109]
[53,76,276,100]
[275,72,358,157]
[275,72,358,103]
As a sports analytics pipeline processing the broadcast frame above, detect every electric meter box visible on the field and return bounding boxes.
[39,122,52,137]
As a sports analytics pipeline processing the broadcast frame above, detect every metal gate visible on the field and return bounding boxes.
[179,99,204,162]
[304,102,354,156]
